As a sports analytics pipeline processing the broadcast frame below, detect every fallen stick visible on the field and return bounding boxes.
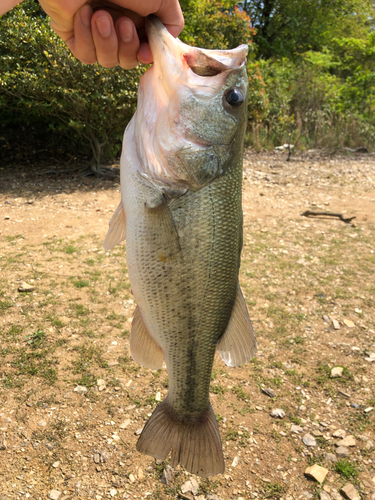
[301,211,356,224]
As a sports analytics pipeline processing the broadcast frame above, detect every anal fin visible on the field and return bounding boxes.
[130,306,164,370]
[103,201,126,251]
[217,285,257,367]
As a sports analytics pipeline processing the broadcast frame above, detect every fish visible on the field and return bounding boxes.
[103,15,257,478]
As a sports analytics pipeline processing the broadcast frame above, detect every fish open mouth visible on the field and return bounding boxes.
[145,15,248,79]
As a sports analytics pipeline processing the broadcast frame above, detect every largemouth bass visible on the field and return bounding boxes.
[104,16,257,477]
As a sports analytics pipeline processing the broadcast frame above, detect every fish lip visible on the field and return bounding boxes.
[145,15,249,73]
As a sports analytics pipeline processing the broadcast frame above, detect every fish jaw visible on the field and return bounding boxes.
[132,16,249,190]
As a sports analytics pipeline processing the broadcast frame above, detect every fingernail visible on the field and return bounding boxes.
[79,5,92,28]
[96,16,112,38]
[119,19,133,43]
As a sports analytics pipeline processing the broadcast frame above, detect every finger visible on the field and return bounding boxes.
[137,42,153,65]
[91,10,119,68]
[65,4,97,64]
[116,17,140,69]
[156,0,185,37]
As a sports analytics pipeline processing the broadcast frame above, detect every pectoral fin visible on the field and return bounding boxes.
[217,285,257,367]
[103,201,126,251]
[130,306,164,370]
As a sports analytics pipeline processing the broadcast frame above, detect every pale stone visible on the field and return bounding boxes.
[119,419,131,429]
[18,282,34,292]
[340,483,360,500]
[331,367,343,378]
[304,464,329,483]
[332,429,346,438]
[181,479,199,496]
[270,408,285,418]
[74,385,87,393]
[343,319,355,328]
[155,392,161,402]
[48,491,61,500]
[320,492,331,500]
[303,433,317,447]
[232,455,240,467]
[291,424,303,434]
[336,435,356,447]
[336,446,350,458]
[128,473,135,483]
[324,453,337,464]
[332,319,340,330]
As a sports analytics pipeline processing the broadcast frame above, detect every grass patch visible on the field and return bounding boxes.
[335,460,359,480]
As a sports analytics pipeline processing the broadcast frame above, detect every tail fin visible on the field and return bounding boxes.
[136,399,224,478]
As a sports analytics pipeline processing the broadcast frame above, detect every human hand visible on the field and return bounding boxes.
[38,0,184,68]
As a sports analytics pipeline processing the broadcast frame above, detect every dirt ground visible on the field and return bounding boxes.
[0,150,374,500]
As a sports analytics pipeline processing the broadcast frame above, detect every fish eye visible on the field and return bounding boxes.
[224,87,244,107]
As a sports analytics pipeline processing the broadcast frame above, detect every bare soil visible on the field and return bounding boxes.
[0,150,374,500]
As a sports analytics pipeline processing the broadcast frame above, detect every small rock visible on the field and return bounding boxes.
[332,429,346,438]
[48,491,61,500]
[338,390,350,399]
[340,483,360,500]
[322,315,330,323]
[74,385,87,394]
[52,461,60,468]
[160,465,173,485]
[181,478,199,496]
[97,379,105,386]
[110,489,117,498]
[324,453,337,464]
[100,449,110,463]
[207,496,223,500]
[332,319,340,330]
[135,428,143,436]
[137,466,144,480]
[18,282,35,292]
[98,385,106,392]
[270,408,285,419]
[155,392,161,402]
[320,492,331,500]
[291,424,303,434]
[128,473,135,483]
[364,407,374,413]
[302,492,313,499]
[232,455,240,467]
[351,403,360,409]
[336,436,356,447]
[38,420,47,427]
[336,446,351,458]
[303,433,317,447]
[262,387,276,398]
[365,440,374,450]
[343,319,355,328]
[0,437,6,451]
[119,419,131,429]
[93,454,100,464]
[304,464,329,483]
[331,367,343,378]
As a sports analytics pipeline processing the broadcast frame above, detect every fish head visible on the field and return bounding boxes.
[133,16,248,190]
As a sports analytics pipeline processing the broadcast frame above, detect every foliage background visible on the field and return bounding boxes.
[0,0,374,169]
